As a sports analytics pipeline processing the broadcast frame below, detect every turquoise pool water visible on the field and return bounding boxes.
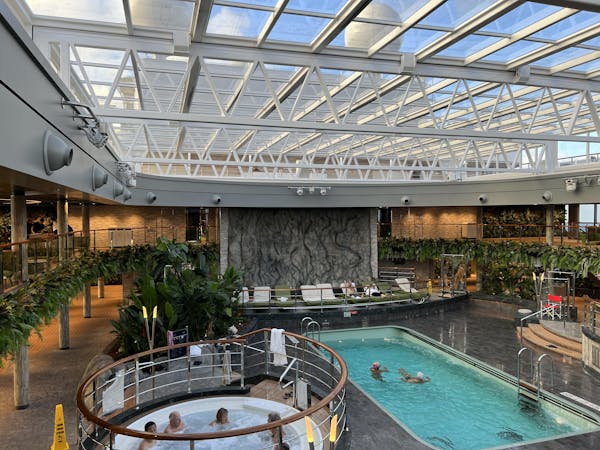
[320,326,599,450]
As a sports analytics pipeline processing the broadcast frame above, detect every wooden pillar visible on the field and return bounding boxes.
[97,277,105,298]
[11,190,29,409]
[57,199,70,349]
[546,206,555,246]
[81,203,92,317]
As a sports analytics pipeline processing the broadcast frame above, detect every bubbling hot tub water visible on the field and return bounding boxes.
[115,396,320,450]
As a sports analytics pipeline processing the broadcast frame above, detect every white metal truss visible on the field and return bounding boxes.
[12,0,600,182]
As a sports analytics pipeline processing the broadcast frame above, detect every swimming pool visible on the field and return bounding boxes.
[320,326,600,450]
[114,397,322,450]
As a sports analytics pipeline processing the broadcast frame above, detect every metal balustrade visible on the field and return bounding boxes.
[76,328,347,450]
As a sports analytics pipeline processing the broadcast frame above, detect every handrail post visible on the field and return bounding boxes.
[240,343,245,389]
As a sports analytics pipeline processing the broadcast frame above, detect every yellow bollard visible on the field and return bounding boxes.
[427,279,433,296]
[50,404,69,450]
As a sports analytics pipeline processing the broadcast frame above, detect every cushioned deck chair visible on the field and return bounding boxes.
[300,285,320,302]
[252,286,272,303]
[395,277,428,303]
[316,283,337,300]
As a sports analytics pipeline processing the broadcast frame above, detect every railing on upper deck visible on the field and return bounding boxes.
[584,301,600,336]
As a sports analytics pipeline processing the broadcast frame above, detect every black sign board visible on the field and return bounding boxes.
[169,328,188,359]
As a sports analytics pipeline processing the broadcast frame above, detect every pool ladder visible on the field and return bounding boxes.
[301,316,321,341]
[516,348,554,411]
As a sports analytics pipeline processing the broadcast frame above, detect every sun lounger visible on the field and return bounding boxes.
[316,283,337,300]
[252,286,272,303]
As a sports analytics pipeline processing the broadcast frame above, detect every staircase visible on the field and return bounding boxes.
[519,323,582,360]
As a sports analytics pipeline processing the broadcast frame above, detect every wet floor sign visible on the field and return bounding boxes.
[51,404,69,450]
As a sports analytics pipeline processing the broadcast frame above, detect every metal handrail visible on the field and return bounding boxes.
[306,320,321,342]
[516,347,533,401]
[537,353,554,396]
[76,328,348,450]
[519,307,555,346]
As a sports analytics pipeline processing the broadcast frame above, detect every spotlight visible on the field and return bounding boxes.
[478,194,488,204]
[92,166,108,191]
[401,196,410,205]
[122,189,132,201]
[146,192,157,203]
[113,182,124,198]
[212,194,222,204]
[320,187,327,196]
[565,179,577,192]
[296,188,304,196]
[542,191,552,202]
[43,130,73,175]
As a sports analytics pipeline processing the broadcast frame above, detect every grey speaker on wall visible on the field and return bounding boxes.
[123,189,132,201]
[92,166,109,191]
[113,182,125,198]
[401,196,410,205]
[43,130,73,175]
[146,192,157,203]
[542,191,553,202]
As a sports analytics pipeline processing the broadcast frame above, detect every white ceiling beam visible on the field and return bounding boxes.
[464,8,578,65]
[416,0,525,59]
[311,0,372,52]
[367,0,447,57]
[32,27,600,91]
[257,0,289,47]
[507,23,600,70]
[191,0,214,42]
[122,0,134,35]
[94,107,600,142]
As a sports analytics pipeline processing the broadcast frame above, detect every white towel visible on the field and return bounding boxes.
[270,328,287,366]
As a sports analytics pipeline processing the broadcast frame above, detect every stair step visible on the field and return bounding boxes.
[519,327,582,360]
[527,323,582,352]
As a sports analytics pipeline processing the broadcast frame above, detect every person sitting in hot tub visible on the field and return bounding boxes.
[209,408,230,428]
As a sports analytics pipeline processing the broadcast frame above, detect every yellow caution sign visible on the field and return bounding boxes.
[51,404,69,450]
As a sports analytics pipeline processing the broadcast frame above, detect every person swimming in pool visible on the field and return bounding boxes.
[399,368,430,384]
[370,361,389,381]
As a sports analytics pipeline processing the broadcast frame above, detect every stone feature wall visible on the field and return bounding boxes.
[226,208,374,287]
[391,206,480,239]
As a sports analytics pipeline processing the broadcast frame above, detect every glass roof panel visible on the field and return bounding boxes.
[25,0,125,23]
[207,6,271,38]
[437,34,503,58]
[481,2,561,35]
[419,0,497,29]
[533,47,593,69]
[531,11,600,40]
[221,0,278,6]
[286,0,347,15]
[482,40,546,64]
[129,0,194,31]
[570,60,600,73]
[268,14,331,44]
[581,36,600,47]
[397,28,445,53]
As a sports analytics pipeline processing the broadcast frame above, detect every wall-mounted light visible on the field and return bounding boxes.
[113,182,124,198]
[401,196,410,205]
[478,194,488,204]
[92,166,108,191]
[565,178,577,192]
[289,186,330,196]
[123,189,132,201]
[146,192,157,203]
[43,130,73,175]
[542,191,553,202]
[212,194,222,204]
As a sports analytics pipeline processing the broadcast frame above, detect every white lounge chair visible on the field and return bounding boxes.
[300,285,321,302]
[253,286,271,303]
[395,277,418,294]
[316,283,337,300]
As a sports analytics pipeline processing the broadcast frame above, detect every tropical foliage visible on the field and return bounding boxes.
[379,237,600,298]
[111,238,242,356]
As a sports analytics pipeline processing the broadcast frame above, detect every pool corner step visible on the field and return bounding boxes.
[519,325,582,360]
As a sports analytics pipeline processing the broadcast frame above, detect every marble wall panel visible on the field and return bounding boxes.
[227,208,373,287]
